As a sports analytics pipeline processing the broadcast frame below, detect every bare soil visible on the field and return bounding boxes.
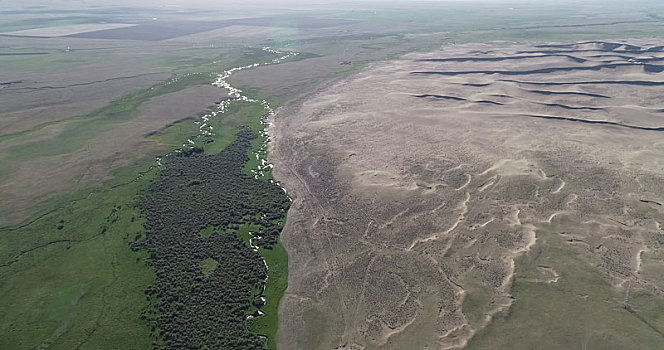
[270,40,664,349]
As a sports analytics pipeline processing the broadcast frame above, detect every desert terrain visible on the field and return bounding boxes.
[271,40,664,349]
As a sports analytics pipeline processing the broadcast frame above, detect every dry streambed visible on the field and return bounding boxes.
[271,40,664,349]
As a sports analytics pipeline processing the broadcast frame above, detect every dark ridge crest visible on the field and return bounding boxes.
[410,63,664,77]
[522,114,664,132]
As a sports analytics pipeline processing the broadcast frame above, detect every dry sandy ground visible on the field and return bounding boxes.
[0,85,225,225]
[270,40,664,349]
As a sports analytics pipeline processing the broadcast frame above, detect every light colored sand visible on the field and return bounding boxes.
[271,40,664,349]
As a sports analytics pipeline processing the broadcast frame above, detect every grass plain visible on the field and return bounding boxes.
[0,161,157,349]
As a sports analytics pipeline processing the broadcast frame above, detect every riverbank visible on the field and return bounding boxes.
[137,47,297,348]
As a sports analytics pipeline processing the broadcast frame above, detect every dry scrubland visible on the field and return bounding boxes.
[271,40,664,349]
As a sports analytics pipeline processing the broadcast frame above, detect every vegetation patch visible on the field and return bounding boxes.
[199,258,219,277]
[135,128,290,348]
[247,236,289,350]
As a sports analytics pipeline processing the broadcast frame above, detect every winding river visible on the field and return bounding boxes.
[156,46,297,324]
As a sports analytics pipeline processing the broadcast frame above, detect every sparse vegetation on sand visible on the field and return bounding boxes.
[467,222,664,349]
[271,39,664,349]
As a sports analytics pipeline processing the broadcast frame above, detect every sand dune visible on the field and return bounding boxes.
[272,40,664,349]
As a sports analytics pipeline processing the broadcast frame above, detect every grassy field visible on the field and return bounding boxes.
[0,49,104,72]
[0,72,212,146]
[248,238,289,350]
[0,161,158,349]
[0,47,104,72]
[0,16,106,34]
[0,39,294,348]
[0,45,295,226]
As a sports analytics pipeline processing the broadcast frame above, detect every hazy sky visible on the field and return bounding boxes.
[0,0,651,15]
[0,0,583,9]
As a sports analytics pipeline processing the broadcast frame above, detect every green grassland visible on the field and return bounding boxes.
[0,71,211,145]
[0,35,317,347]
[0,16,106,34]
[0,161,158,349]
[0,49,104,73]
[0,44,295,348]
[146,117,199,149]
[319,2,664,44]
[248,237,288,350]
[0,46,296,225]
